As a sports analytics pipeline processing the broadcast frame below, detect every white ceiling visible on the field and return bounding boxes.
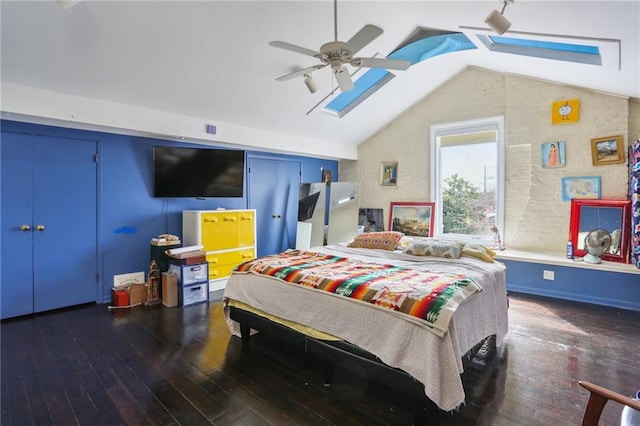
[1,1,639,160]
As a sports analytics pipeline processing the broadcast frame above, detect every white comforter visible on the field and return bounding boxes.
[223,244,508,411]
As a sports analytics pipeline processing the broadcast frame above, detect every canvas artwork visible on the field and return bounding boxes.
[358,208,385,232]
[541,141,566,168]
[561,176,601,202]
[388,202,435,237]
[552,99,580,124]
[380,162,398,186]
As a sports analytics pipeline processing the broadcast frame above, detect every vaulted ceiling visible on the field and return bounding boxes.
[2,1,639,160]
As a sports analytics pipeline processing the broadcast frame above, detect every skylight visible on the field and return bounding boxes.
[476,34,602,65]
[324,32,477,117]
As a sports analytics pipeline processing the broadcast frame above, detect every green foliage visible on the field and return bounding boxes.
[442,174,490,234]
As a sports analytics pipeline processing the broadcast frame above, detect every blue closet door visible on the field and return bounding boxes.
[1,135,34,318]
[1,132,98,319]
[247,157,300,257]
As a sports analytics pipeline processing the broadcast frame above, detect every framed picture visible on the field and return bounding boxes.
[541,141,566,168]
[552,99,580,124]
[561,176,601,202]
[389,202,435,237]
[380,162,398,186]
[590,135,625,166]
[358,208,385,232]
[322,169,332,185]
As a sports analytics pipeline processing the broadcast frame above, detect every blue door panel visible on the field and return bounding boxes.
[248,158,281,257]
[278,160,301,252]
[248,157,301,257]
[1,135,35,319]
[33,136,98,312]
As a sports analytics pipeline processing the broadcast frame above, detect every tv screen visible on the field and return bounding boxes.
[153,146,245,198]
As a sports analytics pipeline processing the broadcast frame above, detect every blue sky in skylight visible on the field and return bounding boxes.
[489,36,600,55]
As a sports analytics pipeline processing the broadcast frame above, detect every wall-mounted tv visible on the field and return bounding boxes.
[153,146,245,198]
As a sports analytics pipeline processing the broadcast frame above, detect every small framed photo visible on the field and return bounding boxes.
[322,169,332,185]
[541,141,566,168]
[561,176,601,202]
[380,162,398,186]
[590,135,624,166]
[389,202,435,237]
[358,208,385,232]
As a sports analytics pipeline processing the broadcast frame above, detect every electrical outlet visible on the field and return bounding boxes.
[543,270,555,280]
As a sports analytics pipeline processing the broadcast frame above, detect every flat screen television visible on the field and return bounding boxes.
[153,146,245,198]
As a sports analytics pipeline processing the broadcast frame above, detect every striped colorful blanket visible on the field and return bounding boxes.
[233,250,483,336]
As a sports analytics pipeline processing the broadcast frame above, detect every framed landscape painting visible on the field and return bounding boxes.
[590,135,624,166]
[389,202,435,237]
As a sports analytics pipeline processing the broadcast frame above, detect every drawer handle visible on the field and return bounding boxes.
[204,218,218,223]
[209,258,219,264]
[190,266,202,272]
[240,216,252,220]
[190,286,201,292]
[211,270,218,276]
[223,217,237,222]
[242,254,253,258]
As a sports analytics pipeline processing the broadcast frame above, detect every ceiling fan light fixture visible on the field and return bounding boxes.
[303,74,318,93]
[485,0,514,35]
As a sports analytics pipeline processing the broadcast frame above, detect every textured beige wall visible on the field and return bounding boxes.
[340,67,631,253]
[630,99,640,143]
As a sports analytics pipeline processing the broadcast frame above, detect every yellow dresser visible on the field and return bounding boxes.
[182,210,257,292]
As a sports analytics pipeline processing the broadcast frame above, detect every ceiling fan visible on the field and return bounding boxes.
[269,0,411,92]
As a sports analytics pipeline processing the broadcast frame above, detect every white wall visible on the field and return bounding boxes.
[340,67,632,253]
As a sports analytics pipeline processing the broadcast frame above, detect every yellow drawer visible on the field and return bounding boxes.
[201,213,222,251]
[209,263,238,280]
[237,211,255,247]
[207,249,255,280]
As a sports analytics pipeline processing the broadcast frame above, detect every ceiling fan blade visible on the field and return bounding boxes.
[351,57,411,71]
[268,41,320,58]
[344,25,383,56]
[275,64,327,82]
[334,66,354,92]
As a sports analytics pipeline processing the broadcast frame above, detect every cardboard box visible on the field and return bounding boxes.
[169,254,206,265]
[162,272,178,308]
[128,282,148,305]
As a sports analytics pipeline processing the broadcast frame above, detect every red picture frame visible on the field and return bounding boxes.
[389,202,435,237]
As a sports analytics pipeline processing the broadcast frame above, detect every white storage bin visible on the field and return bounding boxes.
[180,283,209,306]
[168,263,208,286]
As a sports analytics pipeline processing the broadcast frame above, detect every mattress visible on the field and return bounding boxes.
[223,243,508,411]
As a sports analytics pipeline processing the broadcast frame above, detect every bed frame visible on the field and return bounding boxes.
[229,305,496,410]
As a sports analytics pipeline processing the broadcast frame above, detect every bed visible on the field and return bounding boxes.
[222,236,508,412]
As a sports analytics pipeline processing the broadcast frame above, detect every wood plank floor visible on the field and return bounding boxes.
[1,292,639,425]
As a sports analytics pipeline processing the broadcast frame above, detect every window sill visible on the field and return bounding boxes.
[494,249,640,275]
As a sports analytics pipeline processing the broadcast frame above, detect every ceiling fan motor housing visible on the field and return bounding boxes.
[320,41,353,69]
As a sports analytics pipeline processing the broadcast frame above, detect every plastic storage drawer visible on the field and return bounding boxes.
[168,263,208,286]
[180,282,209,307]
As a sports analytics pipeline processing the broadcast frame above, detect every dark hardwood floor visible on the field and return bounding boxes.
[1,292,639,425]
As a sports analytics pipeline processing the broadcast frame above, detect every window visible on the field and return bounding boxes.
[430,117,504,245]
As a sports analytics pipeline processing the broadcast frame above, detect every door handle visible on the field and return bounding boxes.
[36,224,45,231]
[21,224,31,231]
[272,214,282,219]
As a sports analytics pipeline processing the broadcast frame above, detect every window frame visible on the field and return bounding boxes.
[429,116,505,246]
